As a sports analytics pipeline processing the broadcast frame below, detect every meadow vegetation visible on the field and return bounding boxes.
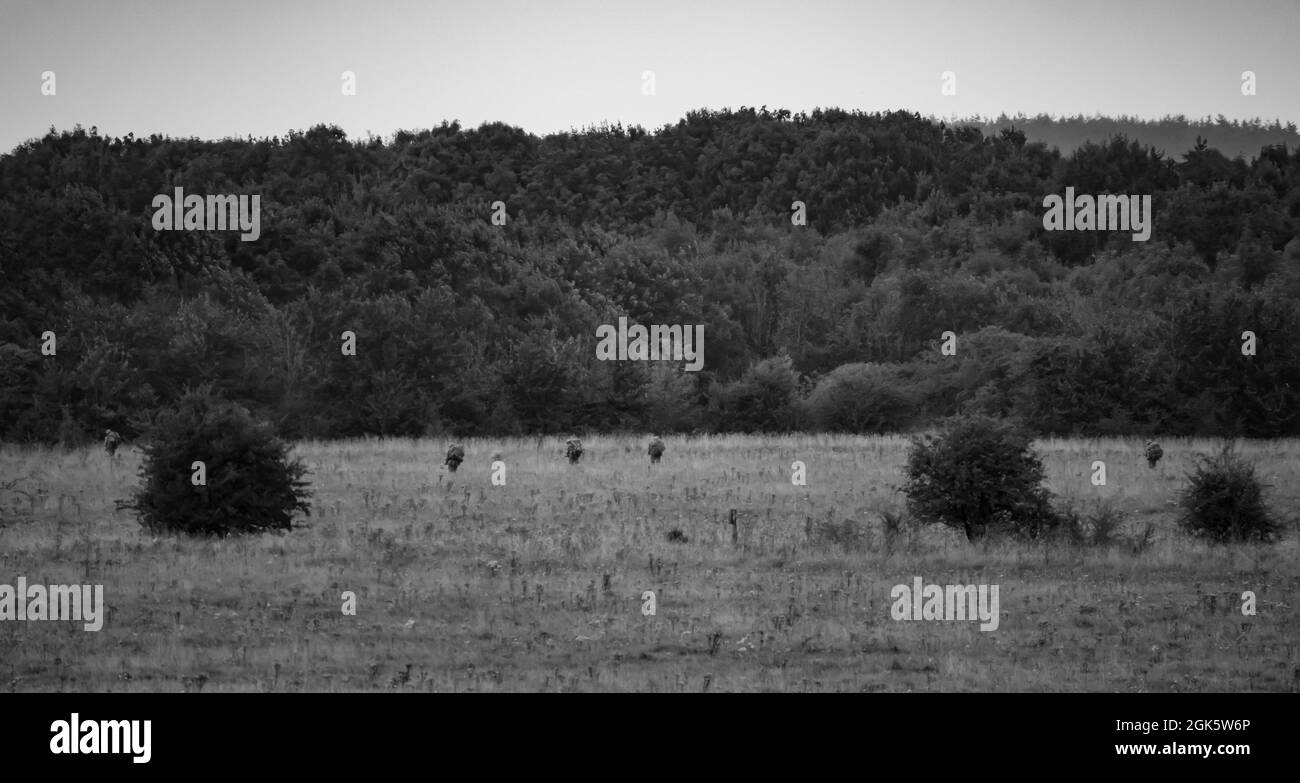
[2,434,1295,692]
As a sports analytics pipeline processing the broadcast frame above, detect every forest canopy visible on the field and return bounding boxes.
[2,108,1298,441]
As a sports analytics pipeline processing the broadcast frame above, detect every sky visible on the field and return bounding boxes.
[1,0,1297,153]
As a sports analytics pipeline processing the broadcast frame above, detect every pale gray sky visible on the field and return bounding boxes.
[2,0,1297,152]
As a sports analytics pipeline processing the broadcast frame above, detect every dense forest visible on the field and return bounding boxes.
[2,107,1299,442]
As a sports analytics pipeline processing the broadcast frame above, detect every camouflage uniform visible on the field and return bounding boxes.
[565,437,583,465]
[445,443,465,472]
[1145,440,1163,468]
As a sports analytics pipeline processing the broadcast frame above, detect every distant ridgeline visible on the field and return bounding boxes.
[1,107,1298,442]
[953,113,1299,162]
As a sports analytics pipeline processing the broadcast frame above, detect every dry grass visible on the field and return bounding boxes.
[1,433,1297,692]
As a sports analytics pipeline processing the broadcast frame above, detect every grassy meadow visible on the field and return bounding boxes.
[1,434,1297,692]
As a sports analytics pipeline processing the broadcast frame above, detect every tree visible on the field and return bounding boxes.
[121,387,311,536]
[902,415,1061,541]
[708,355,801,432]
[801,362,916,433]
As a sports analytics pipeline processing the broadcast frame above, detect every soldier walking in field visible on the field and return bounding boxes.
[445,443,466,472]
[103,429,123,457]
[565,435,583,465]
[648,435,665,464]
[1145,440,1163,468]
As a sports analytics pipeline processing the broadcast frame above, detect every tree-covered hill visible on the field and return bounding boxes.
[2,107,1298,441]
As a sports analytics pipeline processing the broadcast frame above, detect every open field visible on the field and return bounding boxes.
[2,434,1298,692]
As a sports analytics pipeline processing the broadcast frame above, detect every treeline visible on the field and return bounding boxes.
[961,113,1299,161]
[2,108,1299,442]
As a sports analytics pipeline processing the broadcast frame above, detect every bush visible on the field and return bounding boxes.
[708,355,800,432]
[801,362,917,433]
[122,388,311,536]
[1178,447,1280,543]
[1058,498,1127,546]
[902,414,1061,541]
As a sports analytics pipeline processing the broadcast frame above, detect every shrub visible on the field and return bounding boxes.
[880,510,912,553]
[902,414,1061,541]
[1058,498,1127,546]
[801,362,917,433]
[708,355,800,433]
[122,388,311,536]
[1178,447,1280,544]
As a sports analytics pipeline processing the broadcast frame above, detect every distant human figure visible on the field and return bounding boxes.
[565,436,583,465]
[445,443,465,472]
[103,429,122,457]
[1145,440,1163,468]
[648,435,665,464]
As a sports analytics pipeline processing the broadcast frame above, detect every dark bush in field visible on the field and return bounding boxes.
[121,388,311,536]
[1178,447,1280,544]
[902,414,1061,541]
